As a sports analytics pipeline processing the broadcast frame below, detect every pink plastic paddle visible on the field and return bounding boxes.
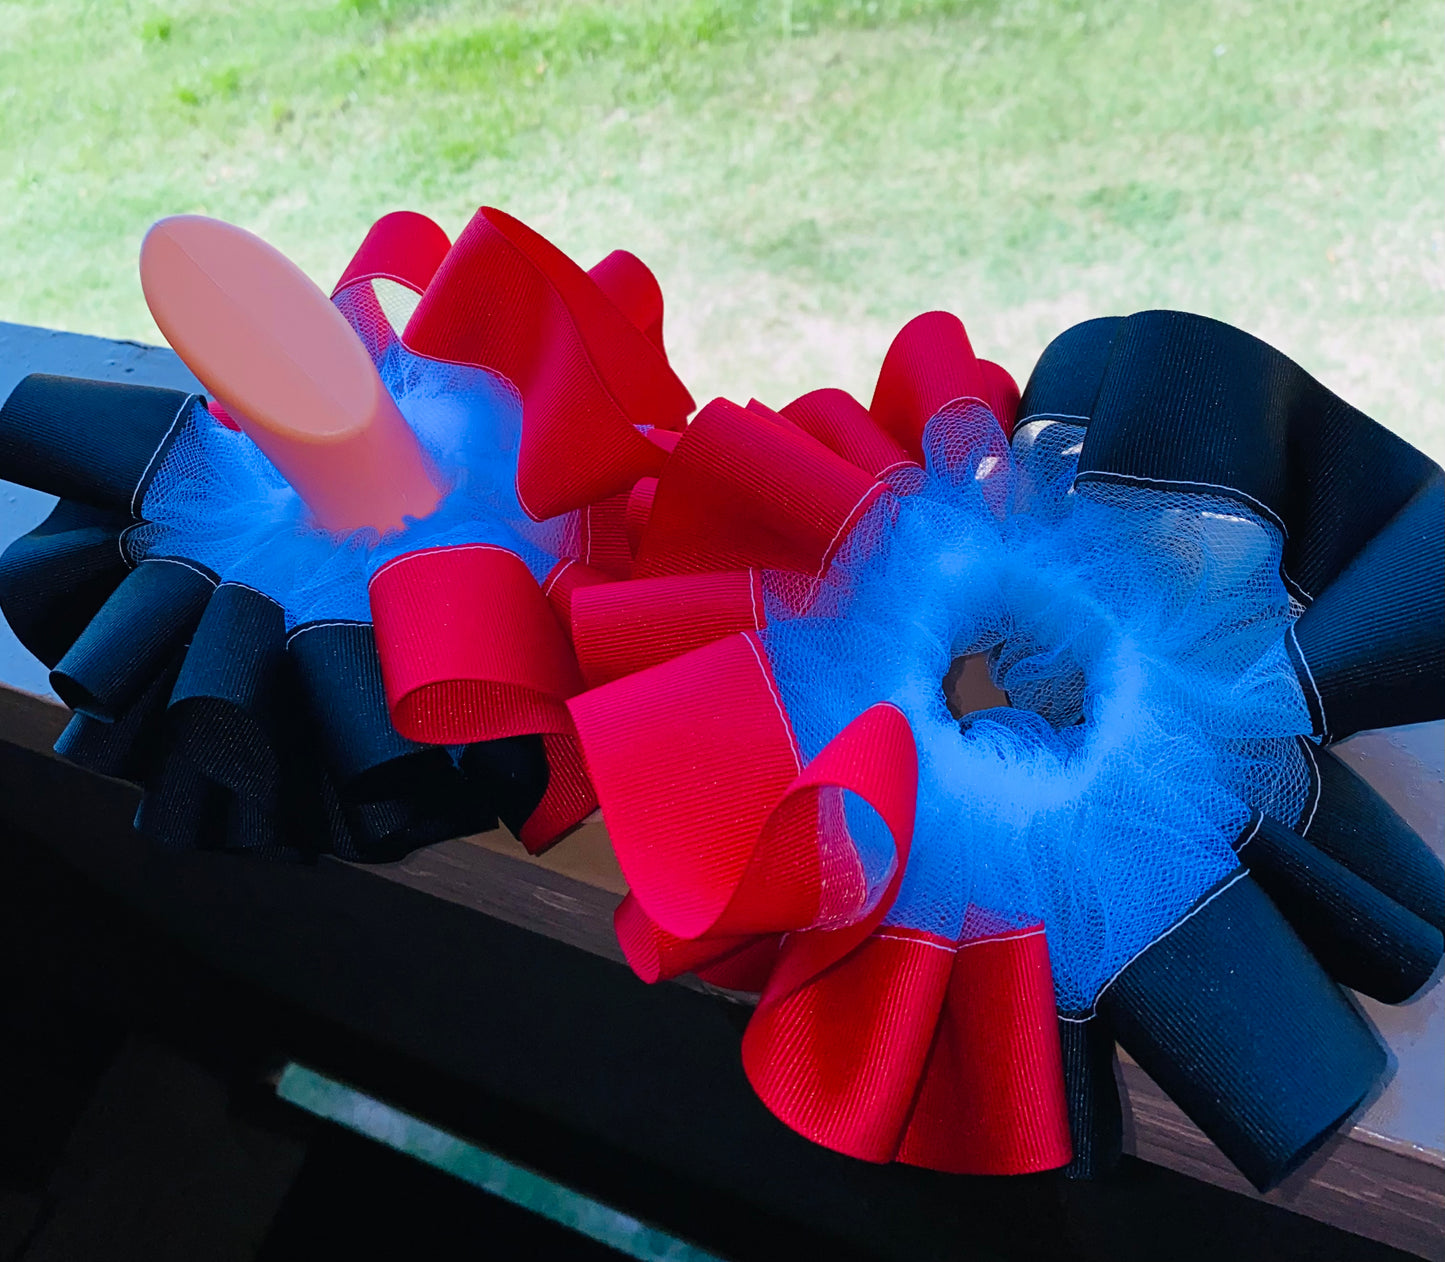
[140,215,442,534]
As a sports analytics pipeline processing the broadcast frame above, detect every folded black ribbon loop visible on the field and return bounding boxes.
[1057,1014,1123,1180]
[287,618,499,859]
[287,620,427,779]
[0,374,196,512]
[136,582,288,852]
[1100,870,1386,1192]
[1018,311,1445,740]
[1238,814,1442,1003]
[1305,747,1445,930]
[50,557,217,721]
[336,788,496,863]
[54,654,182,785]
[1014,316,1121,425]
[137,750,289,856]
[459,735,551,840]
[0,498,131,667]
[1293,473,1445,737]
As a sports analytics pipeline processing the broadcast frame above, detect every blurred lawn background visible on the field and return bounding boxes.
[1,0,1441,461]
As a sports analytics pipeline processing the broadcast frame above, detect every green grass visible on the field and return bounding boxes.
[2,0,1442,460]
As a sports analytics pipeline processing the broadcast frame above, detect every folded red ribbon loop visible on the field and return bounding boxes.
[870,311,1020,457]
[571,570,765,688]
[743,922,1072,1174]
[777,388,918,481]
[586,250,667,354]
[331,210,453,299]
[402,207,694,520]
[370,544,594,850]
[634,399,887,579]
[568,631,804,938]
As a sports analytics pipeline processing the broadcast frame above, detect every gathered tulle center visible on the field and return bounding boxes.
[763,405,1318,1013]
[124,291,577,629]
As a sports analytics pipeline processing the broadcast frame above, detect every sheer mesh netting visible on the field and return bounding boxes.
[762,401,1315,1014]
[124,284,574,627]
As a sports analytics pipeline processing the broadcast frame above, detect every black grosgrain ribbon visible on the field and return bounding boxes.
[1019,311,1445,1191]
[0,374,539,860]
[1020,310,1445,739]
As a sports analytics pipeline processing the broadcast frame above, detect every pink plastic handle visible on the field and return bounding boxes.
[140,215,442,534]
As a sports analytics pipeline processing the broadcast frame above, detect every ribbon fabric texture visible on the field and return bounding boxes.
[0,208,692,858]
[562,309,1444,1189]
[0,208,1441,1191]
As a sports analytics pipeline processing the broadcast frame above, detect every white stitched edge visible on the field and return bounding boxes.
[875,458,920,480]
[369,541,517,587]
[116,520,142,569]
[747,569,763,632]
[130,393,196,518]
[814,484,884,580]
[1233,812,1264,854]
[871,926,1046,954]
[1015,412,1091,426]
[217,579,283,608]
[1075,469,1289,539]
[1288,622,1329,738]
[742,633,801,772]
[1061,869,1251,1020]
[1282,569,1313,606]
[543,557,576,597]
[332,272,426,300]
[1298,737,1322,835]
[142,555,219,587]
[285,618,367,647]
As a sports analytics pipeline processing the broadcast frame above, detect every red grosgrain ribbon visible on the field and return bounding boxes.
[571,621,1071,1173]
[569,631,811,938]
[577,491,635,579]
[401,207,694,520]
[586,250,667,354]
[744,920,1071,1174]
[870,311,1020,457]
[734,702,1086,1172]
[369,544,594,850]
[633,399,887,579]
[542,558,612,650]
[613,892,762,983]
[614,893,785,991]
[776,389,918,481]
[736,700,1068,1177]
[571,570,765,688]
[331,210,453,299]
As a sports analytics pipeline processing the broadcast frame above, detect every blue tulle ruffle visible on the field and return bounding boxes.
[762,402,1316,1014]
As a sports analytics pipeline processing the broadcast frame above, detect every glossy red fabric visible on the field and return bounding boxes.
[571,570,765,688]
[778,388,917,481]
[542,558,612,649]
[625,477,657,557]
[331,210,453,299]
[896,925,1071,1174]
[402,207,693,519]
[368,544,594,850]
[598,700,914,968]
[870,311,1020,457]
[634,399,886,579]
[568,631,808,939]
[614,893,761,984]
[744,924,1071,1173]
[978,359,1021,433]
[586,250,666,354]
[206,399,241,431]
[577,491,634,579]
